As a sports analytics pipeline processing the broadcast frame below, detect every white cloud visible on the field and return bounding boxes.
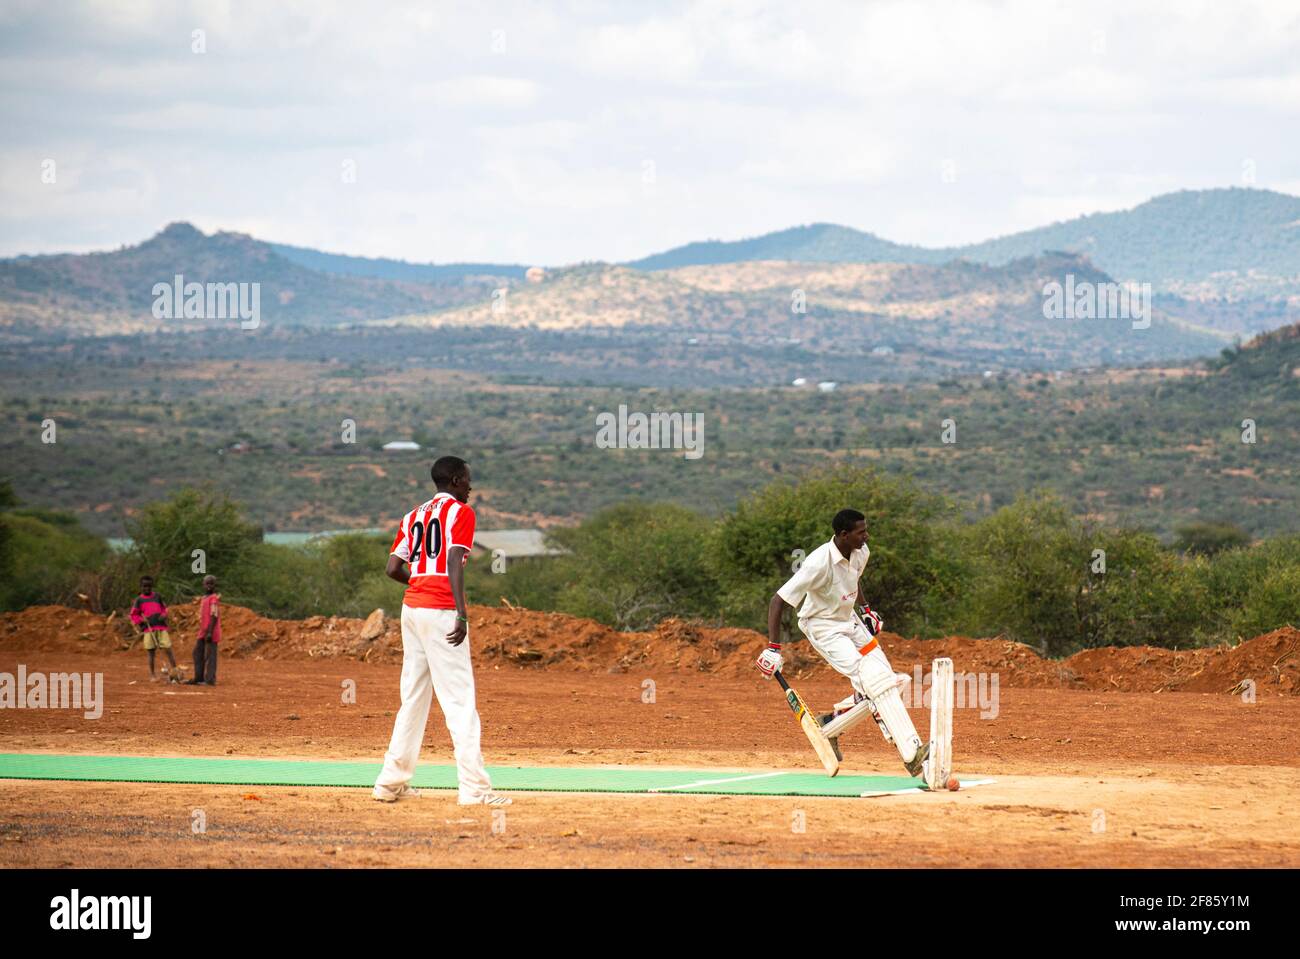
[412,76,541,110]
[2,0,1299,262]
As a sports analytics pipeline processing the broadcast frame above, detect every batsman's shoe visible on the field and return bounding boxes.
[372,783,421,803]
[459,792,513,806]
[904,741,931,778]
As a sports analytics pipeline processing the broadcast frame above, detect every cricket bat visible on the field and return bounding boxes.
[774,671,840,777]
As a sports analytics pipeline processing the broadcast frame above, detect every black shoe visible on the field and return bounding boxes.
[203,681,216,686]
[183,679,201,685]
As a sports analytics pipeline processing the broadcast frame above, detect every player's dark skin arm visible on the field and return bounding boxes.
[445,546,470,646]
[385,553,411,586]
[767,592,790,647]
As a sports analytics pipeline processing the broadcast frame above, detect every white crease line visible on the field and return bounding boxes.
[649,771,788,792]
[860,777,996,798]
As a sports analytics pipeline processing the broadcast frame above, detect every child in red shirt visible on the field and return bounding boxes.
[185,575,221,686]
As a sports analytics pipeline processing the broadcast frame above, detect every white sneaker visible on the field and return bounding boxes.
[372,783,421,803]
[458,792,512,806]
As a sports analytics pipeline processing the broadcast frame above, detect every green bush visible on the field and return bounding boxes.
[465,552,571,614]
[1082,528,1210,649]
[711,466,956,634]
[951,493,1212,655]
[463,503,718,631]
[951,493,1084,654]
[545,502,718,630]
[1172,521,1252,556]
[0,511,111,611]
[125,487,262,603]
[1228,566,1300,639]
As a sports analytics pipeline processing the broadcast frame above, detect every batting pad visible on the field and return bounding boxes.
[0,753,992,798]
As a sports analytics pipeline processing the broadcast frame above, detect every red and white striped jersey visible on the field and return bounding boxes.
[390,492,477,609]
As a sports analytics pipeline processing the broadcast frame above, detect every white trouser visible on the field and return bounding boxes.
[800,615,921,763]
[376,605,493,802]
[797,616,907,700]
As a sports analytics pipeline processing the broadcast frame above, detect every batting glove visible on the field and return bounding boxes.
[858,604,884,636]
[755,645,784,679]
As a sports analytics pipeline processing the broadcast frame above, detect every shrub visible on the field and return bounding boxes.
[710,466,956,634]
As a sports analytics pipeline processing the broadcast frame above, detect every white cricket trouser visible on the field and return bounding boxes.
[797,616,906,699]
[375,605,494,802]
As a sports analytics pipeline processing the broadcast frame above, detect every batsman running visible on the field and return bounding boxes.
[756,508,930,779]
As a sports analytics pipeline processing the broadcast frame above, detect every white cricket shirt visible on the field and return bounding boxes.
[777,538,870,622]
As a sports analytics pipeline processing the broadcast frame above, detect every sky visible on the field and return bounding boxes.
[2,0,1299,265]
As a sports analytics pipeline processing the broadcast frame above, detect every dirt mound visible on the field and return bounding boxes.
[1060,628,1300,695]
[0,605,130,652]
[1,602,1295,695]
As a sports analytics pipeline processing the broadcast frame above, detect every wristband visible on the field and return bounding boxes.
[456,614,468,624]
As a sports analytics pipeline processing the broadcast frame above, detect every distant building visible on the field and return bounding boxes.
[871,345,895,356]
[526,266,546,283]
[791,377,808,386]
[817,381,837,392]
[382,441,421,452]
[471,529,565,560]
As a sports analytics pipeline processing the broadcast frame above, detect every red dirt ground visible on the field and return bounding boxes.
[1,604,1298,867]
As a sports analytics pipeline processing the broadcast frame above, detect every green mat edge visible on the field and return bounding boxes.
[0,752,955,798]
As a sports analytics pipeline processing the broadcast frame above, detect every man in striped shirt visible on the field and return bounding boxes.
[372,455,511,806]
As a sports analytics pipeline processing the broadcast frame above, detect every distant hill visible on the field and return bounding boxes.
[6,189,1293,348]
[628,188,1300,303]
[626,223,946,271]
[960,189,1300,293]
[382,252,1227,374]
[0,223,514,340]
[269,241,528,283]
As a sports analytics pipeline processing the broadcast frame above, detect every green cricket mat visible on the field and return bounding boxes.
[0,753,992,798]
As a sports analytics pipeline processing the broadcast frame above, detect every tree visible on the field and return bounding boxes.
[547,502,719,630]
[126,487,262,603]
[710,466,957,634]
[1172,521,1251,557]
[955,492,1211,655]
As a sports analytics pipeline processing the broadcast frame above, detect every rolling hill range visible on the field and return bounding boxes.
[383,253,1227,374]
[3,188,1291,366]
[0,223,514,340]
[629,188,1300,306]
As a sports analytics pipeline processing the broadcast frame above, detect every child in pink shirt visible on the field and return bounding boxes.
[130,575,179,682]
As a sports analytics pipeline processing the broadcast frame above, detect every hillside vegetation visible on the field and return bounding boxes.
[1,319,1297,540]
